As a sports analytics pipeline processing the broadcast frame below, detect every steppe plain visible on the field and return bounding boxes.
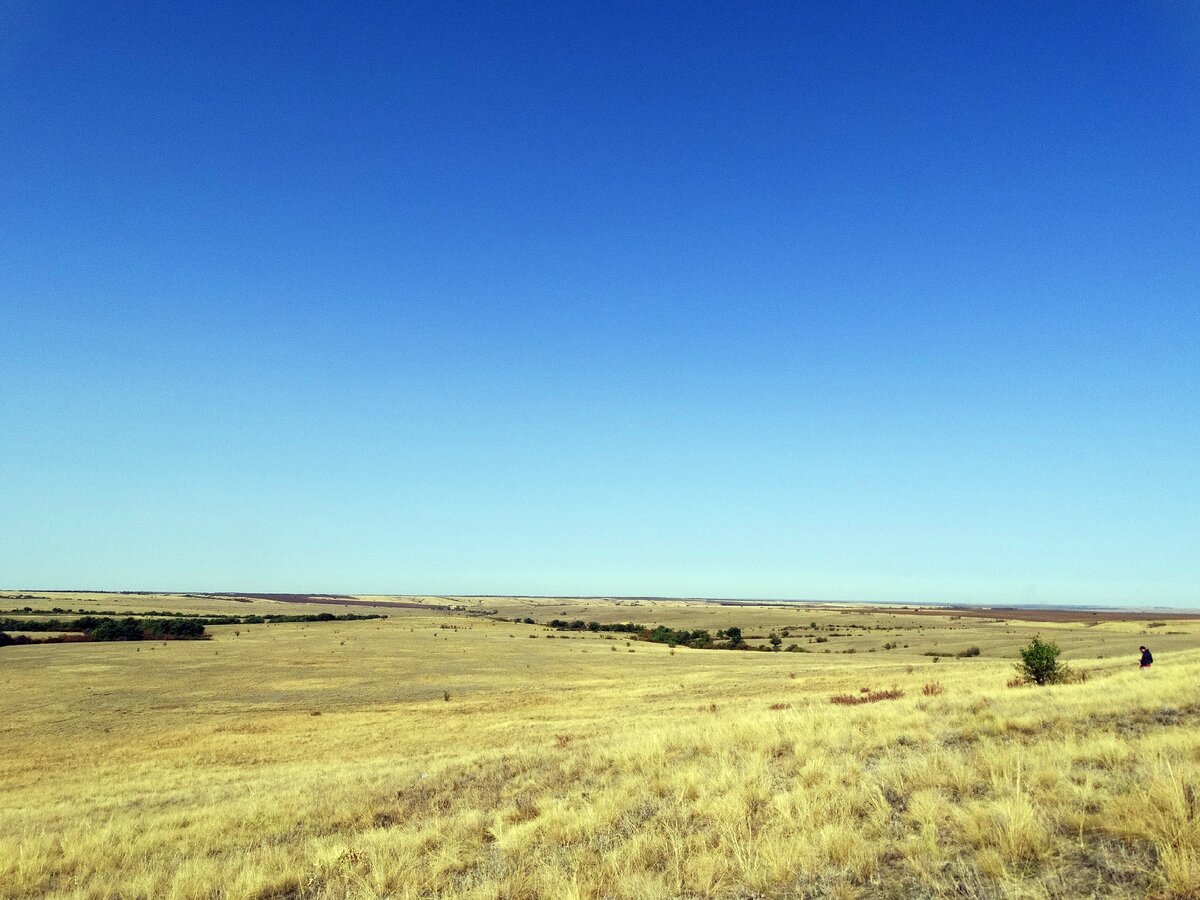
[3,590,1200,899]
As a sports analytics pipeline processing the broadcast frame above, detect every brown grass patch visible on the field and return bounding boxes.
[830,688,904,705]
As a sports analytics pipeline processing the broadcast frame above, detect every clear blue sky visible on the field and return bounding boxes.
[2,2,1197,605]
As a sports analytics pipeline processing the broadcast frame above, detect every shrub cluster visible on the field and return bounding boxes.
[91,618,150,641]
[547,620,643,633]
[3,609,387,647]
[0,610,384,638]
[0,615,208,644]
[143,618,207,639]
[545,619,719,648]
[0,616,110,633]
[645,625,713,648]
[543,620,755,650]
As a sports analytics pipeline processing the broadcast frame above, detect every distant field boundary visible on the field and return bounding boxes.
[887,606,1200,623]
[263,597,1200,624]
[203,594,455,612]
[3,591,1195,623]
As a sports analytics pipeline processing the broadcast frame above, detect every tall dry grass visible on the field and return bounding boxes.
[2,597,1199,897]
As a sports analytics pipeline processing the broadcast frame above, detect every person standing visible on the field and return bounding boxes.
[1139,645,1153,669]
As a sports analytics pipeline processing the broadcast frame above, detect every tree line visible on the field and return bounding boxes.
[0,611,387,647]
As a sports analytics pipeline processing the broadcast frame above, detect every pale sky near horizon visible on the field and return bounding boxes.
[2,3,1197,606]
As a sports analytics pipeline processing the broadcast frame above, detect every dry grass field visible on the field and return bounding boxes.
[3,591,1200,898]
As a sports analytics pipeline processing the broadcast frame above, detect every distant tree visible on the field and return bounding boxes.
[1016,635,1066,685]
[768,632,783,651]
[723,626,743,648]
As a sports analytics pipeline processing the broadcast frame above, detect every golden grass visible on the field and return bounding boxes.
[3,594,1200,898]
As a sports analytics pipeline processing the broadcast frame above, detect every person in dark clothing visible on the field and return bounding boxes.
[1139,646,1153,669]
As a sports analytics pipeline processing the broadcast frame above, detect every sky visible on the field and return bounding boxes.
[1,2,1197,605]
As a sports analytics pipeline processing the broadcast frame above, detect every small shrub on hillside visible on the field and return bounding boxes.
[922,682,945,696]
[1015,635,1069,685]
[955,646,981,658]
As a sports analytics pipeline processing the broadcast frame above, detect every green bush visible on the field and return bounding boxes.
[1015,635,1068,685]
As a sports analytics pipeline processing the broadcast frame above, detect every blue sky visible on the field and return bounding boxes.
[2,2,1197,605]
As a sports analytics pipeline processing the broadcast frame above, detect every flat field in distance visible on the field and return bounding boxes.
[3,591,1200,898]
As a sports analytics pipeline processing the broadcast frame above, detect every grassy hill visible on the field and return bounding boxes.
[2,591,1198,898]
